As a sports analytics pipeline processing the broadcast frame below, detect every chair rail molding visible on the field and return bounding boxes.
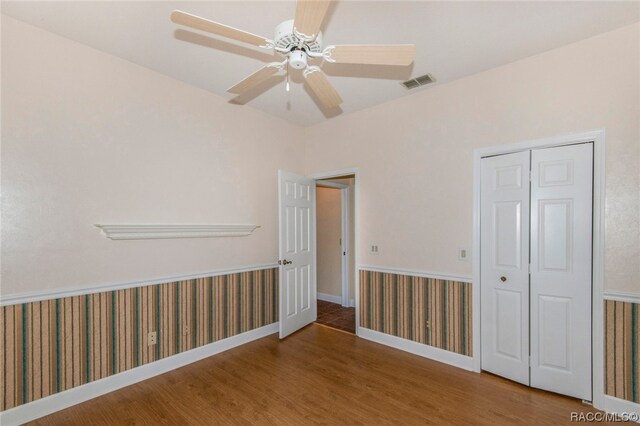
[603,291,640,304]
[94,224,260,240]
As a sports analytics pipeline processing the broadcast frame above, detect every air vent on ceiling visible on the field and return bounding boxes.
[401,73,435,89]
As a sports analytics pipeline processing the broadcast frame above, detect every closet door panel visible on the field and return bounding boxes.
[530,143,593,400]
[480,151,531,385]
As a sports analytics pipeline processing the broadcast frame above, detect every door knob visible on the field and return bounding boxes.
[500,276,507,282]
[280,259,292,265]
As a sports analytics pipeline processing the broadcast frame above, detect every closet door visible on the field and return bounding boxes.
[480,151,531,386]
[530,143,592,400]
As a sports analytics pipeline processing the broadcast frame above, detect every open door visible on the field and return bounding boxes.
[278,170,317,338]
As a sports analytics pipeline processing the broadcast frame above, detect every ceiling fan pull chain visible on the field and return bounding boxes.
[286,63,291,93]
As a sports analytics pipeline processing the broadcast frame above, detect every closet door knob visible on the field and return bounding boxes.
[500,276,507,282]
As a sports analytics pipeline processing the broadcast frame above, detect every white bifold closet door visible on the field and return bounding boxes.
[530,144,592,400]
[481,150,531,386]
[481,143,593,401]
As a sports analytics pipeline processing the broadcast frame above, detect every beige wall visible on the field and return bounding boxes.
[316,186,342,297]
[3,17,638,298]
[1,16,305,296]
[304,23,640,295]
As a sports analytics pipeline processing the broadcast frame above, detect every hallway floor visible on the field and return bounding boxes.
[316,300,355,334]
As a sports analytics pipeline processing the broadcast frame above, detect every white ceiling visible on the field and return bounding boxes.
[3,1,639,126]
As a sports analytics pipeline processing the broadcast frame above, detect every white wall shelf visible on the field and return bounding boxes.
[94,224,260,240]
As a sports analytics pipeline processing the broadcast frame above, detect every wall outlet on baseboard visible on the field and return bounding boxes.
[370,244,379,255]
[147,331,157,346]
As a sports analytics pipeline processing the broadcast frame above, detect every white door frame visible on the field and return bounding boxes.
[310,168,360,334]
[472,129,605,408]
[316,180,351,307]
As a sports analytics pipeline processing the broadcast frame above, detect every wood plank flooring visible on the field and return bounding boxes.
[30,324,608,425]
[316,300,355,334]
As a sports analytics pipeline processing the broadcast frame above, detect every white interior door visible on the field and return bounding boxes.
[530,143,593,400]
[278,170,317,338]
[481,151,531,386]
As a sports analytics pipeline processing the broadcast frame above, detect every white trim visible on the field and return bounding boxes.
[341,187,350,307]
[603,396,640,423]
[0,263,279,306]
[473,129,605,158]
[358,265,472,283]
[94,224,260,240]
[0,323,278,426]
[472,129,606,404]
[309,168,360,336]
[358,327,474,371]
[309,168,357,181]
[316,181,348,189]
[592,130,606,410]
[604,291,640,304]
[317,292,342,304]
[315,181,350,306]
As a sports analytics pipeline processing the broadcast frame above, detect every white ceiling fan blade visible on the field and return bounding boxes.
[326,44,416,66]
[171,10,272,48]
[227,63,282,94]
[304,66,342,109]
[294,0,332,38]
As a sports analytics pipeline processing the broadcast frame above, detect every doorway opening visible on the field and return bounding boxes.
[315,175,356,334]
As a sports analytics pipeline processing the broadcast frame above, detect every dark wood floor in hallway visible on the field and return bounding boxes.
[316,300,355,333]
[30,324,605,425]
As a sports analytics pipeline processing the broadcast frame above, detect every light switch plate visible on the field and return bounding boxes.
[370,244,379,255]
[458,247,469,261]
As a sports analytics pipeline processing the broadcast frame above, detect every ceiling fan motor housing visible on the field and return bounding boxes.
[274,19,323,54]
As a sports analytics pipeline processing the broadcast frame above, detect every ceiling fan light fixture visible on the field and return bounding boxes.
[289,50,308,70]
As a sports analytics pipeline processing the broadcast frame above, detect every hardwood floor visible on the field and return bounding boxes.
[316,300,355,334]
[30,324,607,425]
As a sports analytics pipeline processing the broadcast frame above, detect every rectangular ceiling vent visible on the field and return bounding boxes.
[401,73,435,89]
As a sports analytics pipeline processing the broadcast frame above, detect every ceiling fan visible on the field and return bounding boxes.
[171,0,415,110]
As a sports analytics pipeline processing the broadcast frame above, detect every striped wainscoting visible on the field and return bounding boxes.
[359,270,472,356]
[0,268,278,411]
[605,300,639,404]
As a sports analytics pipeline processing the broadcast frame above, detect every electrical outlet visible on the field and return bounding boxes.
[425,321,430,328]
[370,244,379,255]
[147,331,157,346]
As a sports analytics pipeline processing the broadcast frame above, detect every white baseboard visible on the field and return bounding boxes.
[357,327,474,371]
[603,395,640,423]
[317,292,342,304]
[0,323,279,426]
